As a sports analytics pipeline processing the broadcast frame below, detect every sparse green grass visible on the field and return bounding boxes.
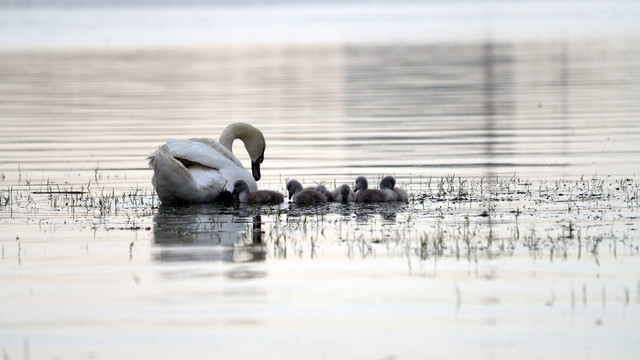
[1,174,639,264]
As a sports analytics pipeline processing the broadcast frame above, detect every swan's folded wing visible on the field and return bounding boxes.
[156,138,244,170]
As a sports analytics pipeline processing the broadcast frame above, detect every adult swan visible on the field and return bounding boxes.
[148,122,266,204]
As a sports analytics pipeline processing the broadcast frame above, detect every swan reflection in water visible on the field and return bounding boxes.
[152,204,266,264]
[153,202,405,265]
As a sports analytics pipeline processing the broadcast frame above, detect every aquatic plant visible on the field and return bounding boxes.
[1,174,639,267]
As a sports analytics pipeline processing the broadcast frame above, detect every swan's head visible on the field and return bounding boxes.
[219,122,266,181]
[314,184,327,196]
[379,175,396,190]
[250,145,265,182]
[232,180,250,199]
[339,184,352,202]
[241,125,266,182]
[354,176,368,193]
[286,179,303,200]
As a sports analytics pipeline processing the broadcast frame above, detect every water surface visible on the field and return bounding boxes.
[1,39,639,184]
[1,2,640,359]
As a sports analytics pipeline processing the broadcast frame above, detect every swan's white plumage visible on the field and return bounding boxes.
[159,138,244,170]
[149,126,262,204]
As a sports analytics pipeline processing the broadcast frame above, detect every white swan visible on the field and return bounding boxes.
[148,122,266,204]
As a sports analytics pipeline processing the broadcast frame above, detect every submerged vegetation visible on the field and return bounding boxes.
[1,172,639,265]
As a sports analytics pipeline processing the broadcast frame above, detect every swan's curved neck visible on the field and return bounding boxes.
[219,123,243,151]
[218,122,265,160]
[219,123,256,150]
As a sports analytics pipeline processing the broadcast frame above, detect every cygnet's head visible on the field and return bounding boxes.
[314,184,327,196]
[232,180,250,198]
[354,176,368,192]
[286,179,303,199]
[379,175,396,190]
[339,184,353,201]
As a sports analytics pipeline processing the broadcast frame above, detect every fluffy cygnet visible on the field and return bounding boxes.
[379,175,409,202]
[232,180,284,204]
[287,179,327,204]
[315,184,340,202]
[339,184,356,202]
[354,176,394,203]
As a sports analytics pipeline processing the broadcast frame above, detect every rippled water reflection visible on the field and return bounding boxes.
[1,39,639,185]
[1,38,640,359]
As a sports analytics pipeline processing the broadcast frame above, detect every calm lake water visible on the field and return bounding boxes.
[2,1,640,359]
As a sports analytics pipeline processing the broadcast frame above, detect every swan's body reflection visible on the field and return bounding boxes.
[153,202,404,267]
[153,204,266,264]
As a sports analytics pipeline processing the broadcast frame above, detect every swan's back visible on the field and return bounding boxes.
[150,145,206,203]
[149,138,257,203]
[162,138,253,189]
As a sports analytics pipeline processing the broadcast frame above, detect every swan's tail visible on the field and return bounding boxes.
[149,145,194,203]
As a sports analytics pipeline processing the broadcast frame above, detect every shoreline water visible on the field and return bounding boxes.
[1,173,639,359]
[2,2,640,358]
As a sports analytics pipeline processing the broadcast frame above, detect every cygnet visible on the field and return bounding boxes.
[354,176,393,203]
[232,180,284,204]
[339,184,356,202]
[315,184,340,202]
[379,175,409,202]
[287,179,327,204]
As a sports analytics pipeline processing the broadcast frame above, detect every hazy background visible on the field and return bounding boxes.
[1,0,639,49]
[1,0,640,183]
